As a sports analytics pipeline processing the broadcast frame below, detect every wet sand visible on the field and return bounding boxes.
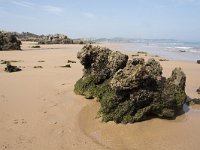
[0,42,200,150]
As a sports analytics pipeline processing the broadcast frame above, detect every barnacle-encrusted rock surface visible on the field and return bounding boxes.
[74,45,187,123]
[0,32,21,50]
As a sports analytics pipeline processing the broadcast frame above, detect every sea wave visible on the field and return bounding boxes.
[175,46,193,50]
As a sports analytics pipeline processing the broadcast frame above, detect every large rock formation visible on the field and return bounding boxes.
[16,32,44,42]
[38,34,73,44]
[0,32,21,50]
[74,45,187,123]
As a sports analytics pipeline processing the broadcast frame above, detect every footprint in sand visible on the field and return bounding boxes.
[56,90,66,95]
[15,135,35,146]
[13,119,27,125]
[1,144,9,149]
[48,121,58,125]
[0,95,8,102]
[49,103,58,107]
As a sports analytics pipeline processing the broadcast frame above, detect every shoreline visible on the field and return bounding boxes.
[95,42,200,63]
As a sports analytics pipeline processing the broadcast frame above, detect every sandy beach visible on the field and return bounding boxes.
[0,42,200,150]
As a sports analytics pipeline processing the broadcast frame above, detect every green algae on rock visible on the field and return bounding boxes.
[74,45,187,124]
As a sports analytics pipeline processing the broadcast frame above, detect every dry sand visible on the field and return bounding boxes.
[0,42,200,150]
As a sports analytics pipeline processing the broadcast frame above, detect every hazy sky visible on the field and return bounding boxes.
[0,0,200,41]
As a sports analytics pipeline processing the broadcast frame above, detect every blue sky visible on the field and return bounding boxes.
[0,0,200,41]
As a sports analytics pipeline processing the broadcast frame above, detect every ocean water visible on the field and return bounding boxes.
[112,42,200,62]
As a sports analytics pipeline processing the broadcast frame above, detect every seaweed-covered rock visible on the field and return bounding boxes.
[189,98,200,105]
[0,32,21,50]
[5,62,21,72]
[77,45,128,83]
[74,45,187,123]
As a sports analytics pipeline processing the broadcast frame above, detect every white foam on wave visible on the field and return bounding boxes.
[175,46,193,50]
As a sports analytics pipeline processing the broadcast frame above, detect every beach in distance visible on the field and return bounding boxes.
[0,42,200,150]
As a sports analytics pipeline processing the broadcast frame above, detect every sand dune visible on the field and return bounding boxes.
[0,42,200,150]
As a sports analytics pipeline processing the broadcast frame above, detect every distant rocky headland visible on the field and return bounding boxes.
[0,31,94,50]
[15,32,93,44]
[74,45,187,124]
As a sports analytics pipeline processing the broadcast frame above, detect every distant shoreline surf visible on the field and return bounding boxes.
[105,42,200,62]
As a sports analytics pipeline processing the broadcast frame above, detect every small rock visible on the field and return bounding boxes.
[190,98,200,105]
[159,59,169,61]
[61,64,71,68]
[131,54,139,57]
[5,62,21,73]
[67,60,76,63]
[33,66,43,68]
[179,50,186,52]
[197,87,200,94]
[38,60,45,62]
[153,55,159,57]
[31,45,40,48]
[1,60,21,64]
[197,60,200,64]
[137,51,147,55]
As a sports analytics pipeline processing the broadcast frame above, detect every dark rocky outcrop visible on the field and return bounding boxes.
[31,45,41,48]
[3,31,94,44]
[5,62,21,72]
[159,59,169,61]
[33,66,43,69]
[197,87,200,94]
[61,64,71,68]
[16,32,43,42]
[74,45,187,123]
[67,60,76,63]
[197,60,200,64]
[38,34,73,44]
[0,32,21,50]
